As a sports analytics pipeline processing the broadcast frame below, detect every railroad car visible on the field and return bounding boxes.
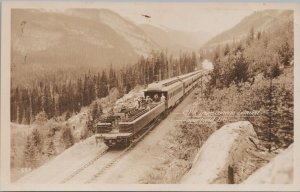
[180,73,195,95]
[145,78,184,109]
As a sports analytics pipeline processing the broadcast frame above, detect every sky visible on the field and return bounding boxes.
[95,2,254,35]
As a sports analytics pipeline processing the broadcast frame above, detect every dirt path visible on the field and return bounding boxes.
[91,90,197,184]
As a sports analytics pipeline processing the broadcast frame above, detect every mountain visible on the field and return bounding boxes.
[140,24,212,53]
[11,8,211,87]
[204,10,293,48]
[11,9,160,87]
[68,9,160,56]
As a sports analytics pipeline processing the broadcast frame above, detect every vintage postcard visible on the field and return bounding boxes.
[1,1,300,191]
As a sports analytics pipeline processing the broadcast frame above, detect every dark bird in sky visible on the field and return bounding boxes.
[141,14,151,18]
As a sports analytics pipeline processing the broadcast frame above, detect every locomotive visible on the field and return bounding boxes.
[96,70,205,147]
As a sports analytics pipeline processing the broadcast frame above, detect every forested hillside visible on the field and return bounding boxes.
[11,51,199,124]
[204,13,293,88]
[195,11,294,151]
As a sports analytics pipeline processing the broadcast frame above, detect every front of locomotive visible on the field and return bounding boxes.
[95,115,126,147]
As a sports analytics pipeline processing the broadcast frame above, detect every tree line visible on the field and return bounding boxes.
[201,20,293,88]
[11,51,198,124]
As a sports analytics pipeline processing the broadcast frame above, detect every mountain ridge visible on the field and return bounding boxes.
[204,10,293,48]
[11,9,159,87]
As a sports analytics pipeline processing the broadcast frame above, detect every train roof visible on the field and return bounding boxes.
[146,76,179,91]
[145,70,201,92]
[161,81,183,92]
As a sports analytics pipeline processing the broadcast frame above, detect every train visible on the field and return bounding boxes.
[96,70,206,148]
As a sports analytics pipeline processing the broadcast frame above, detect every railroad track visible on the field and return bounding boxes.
[86,118,162,183]
[60,117,161,184]
[61,147,109,183]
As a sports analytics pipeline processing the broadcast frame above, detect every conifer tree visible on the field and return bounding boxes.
[91,102,99,122]
[24,135,37,168]
[31,129,43,153]
[61,126,74,149]
[65,111,71,121]
[100,70,108,97]
[278,41,292,66]
[46,140,56,157]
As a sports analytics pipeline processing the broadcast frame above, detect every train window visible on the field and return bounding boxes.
[168,85,184,99]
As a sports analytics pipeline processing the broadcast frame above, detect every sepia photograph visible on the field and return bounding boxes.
[1,1,299,191]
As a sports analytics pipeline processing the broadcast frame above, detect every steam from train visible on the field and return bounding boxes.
[202,59,213,71]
